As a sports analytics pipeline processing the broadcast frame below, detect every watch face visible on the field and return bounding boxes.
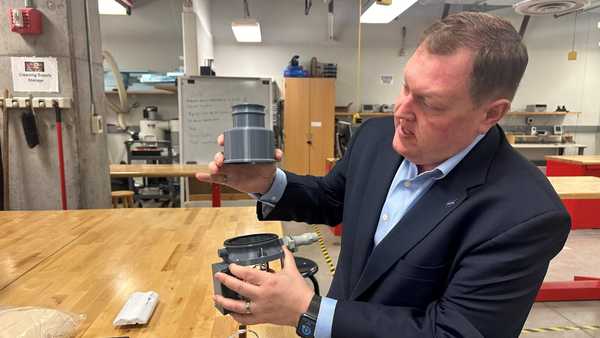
[297,315,316,337]
[300,323,313,336]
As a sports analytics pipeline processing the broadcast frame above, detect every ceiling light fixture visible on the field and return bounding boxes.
[232,0,262,43]
[98,0,133,16]
[360,0,418,24]
[232,19,262,43]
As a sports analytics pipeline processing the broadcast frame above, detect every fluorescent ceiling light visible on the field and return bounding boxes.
[360,0,418,24]
[232,19,262,43]
[98,0,131,15]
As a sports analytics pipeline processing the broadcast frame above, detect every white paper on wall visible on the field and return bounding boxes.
[11,56,59,92]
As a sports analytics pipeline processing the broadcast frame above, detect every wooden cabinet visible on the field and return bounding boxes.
[283,78,335,176]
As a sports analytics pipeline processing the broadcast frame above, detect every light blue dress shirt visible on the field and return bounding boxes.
[254,168,287,211]
[255,134,485,338]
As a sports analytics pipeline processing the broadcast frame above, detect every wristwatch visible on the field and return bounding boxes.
[296,294,321,338]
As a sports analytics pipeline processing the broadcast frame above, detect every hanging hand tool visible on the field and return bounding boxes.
[53,100,67,210]
[305,0,312,15]
[399,26,407,56]
[21,99,40,148]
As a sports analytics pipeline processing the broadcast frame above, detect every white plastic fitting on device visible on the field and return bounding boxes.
[282,232,319,252]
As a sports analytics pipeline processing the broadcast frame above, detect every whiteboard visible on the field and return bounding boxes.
[178,76,272,165]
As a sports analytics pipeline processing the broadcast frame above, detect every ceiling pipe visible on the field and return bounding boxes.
[192,0,214,63]
[442,3,450,18]
[182,0,199,75]
[328,0,334,40]
[519,15,530,37]
[243,0,250,18]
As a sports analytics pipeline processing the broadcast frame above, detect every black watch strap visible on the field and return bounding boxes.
[296,294,322,337]
[307,294,321,318]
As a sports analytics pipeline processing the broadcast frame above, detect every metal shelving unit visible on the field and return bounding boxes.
[125,140,179,207]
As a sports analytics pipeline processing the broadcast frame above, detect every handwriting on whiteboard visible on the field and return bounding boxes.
[179,77,271,165]
[184,97,245,146]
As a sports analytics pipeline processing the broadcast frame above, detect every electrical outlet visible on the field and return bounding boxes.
[91,115,104,134]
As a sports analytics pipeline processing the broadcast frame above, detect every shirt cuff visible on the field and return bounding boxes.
[314,297,337,338]
[248,168,287,208]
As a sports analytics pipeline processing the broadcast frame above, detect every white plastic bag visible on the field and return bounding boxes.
[0,306,84,338]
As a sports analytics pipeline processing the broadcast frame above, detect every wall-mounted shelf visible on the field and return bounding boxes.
[1,97,72,109]
[105,89,175,95]
[335,112,579,117]
[335,112,393,117]
[507,111,579,116]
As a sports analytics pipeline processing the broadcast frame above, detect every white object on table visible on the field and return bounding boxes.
[113,291,159,326]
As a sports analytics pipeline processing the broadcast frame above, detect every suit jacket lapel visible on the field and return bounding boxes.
[350,180,468,299]
[347,137,402,291]
[350,126,502,299]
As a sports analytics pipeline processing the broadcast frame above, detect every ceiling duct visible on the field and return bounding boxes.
[328,0,334,40]
[554,0,600,17]
[514,0,588,16]
[519,15,531,36]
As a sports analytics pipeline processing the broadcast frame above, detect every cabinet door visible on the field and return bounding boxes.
[283,78,311,175]
[309,78,335,176]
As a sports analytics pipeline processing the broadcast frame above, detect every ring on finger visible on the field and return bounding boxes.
[244,300,252,314]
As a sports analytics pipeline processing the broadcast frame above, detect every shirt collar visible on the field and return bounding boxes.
[403,132,486,181]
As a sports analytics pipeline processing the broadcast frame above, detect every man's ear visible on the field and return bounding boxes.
[478,99,511,134]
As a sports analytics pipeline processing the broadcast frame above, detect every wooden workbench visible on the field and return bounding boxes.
[547,176,600,230]
[539,176,600,301]
[548,176,600,199]
[545,155,600,177]
[110,164,221,207]
[0,207,295,337]
[109,164,209,178]
[511,143,587,155]
[545,155,600,165]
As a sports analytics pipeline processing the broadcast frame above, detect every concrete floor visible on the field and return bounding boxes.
[282,221,600,338]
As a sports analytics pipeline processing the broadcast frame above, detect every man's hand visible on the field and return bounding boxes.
[195,134,284,194]
[213,246,314,327]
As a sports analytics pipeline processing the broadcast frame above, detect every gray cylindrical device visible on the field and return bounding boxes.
[223,104,275,164]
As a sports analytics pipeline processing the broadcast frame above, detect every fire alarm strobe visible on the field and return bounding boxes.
[8,5,43,35]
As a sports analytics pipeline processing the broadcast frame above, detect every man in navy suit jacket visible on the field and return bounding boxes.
[199,12,570,338]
